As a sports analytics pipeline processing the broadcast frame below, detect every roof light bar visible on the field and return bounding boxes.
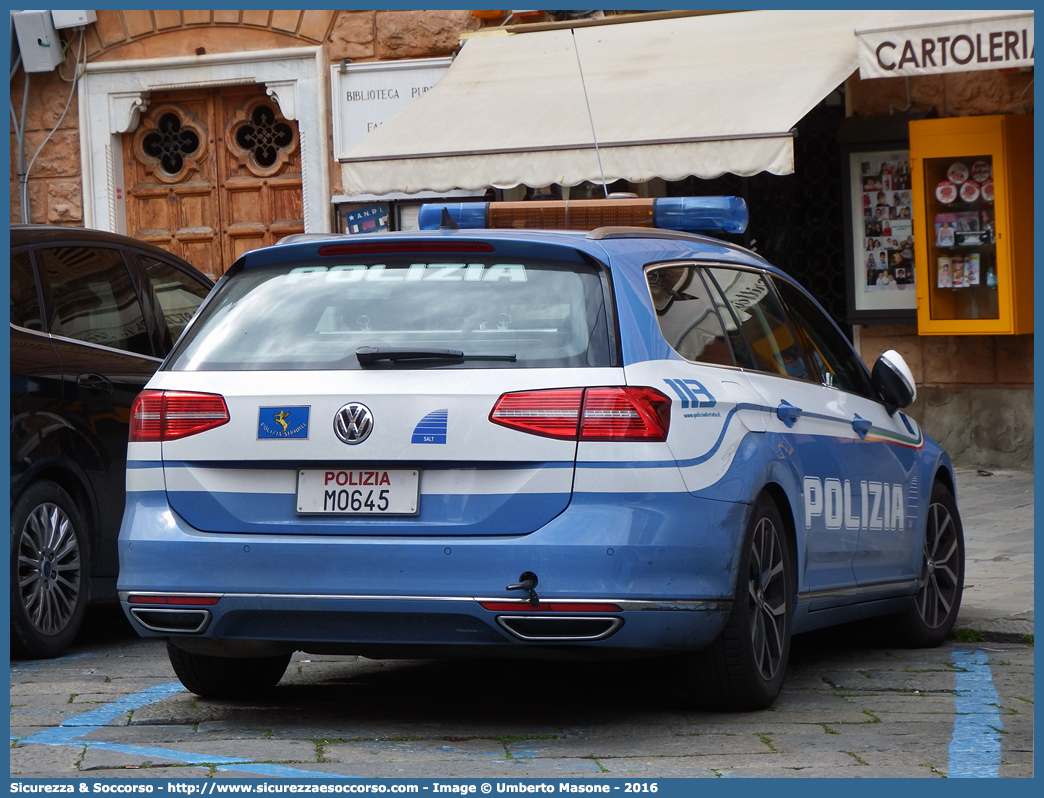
[417,196,747,234]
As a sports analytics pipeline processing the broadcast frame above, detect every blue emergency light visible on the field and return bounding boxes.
[417,196,748,234]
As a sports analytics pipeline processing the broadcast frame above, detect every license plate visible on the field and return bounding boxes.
[296,469,419,515]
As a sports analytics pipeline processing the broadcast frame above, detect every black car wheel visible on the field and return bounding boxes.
[686,493,794,711]
[10,480,90,659]
[893,481,964,647]
[167,643,292,699]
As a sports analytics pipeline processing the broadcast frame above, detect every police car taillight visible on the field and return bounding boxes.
[581,386,671,441]
[130,390,230,442]
[490,387,670,442]
[417,196,747,234]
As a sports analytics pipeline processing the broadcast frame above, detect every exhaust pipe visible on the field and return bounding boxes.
[130,608,211,634]
[497,615,622,642]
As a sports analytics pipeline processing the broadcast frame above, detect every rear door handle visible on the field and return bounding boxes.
[77,372,113,396]
[775,400,802,428]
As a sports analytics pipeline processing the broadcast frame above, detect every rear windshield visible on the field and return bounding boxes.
[167,255,612,371]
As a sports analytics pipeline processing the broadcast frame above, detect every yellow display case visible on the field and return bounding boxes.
[910,115,1033,335]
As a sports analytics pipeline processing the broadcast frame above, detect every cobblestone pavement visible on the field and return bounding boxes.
[953,468,1034,640]
[10,626,1033,779]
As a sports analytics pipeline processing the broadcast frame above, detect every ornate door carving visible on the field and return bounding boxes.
[123,85,304,279]
[220,92,304,268]
[124,92,219,277]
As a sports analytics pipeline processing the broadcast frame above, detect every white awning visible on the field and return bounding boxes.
[856,10,1034,79]
[340,10,868,195]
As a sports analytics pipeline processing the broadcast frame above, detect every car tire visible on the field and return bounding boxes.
[166,643,292,699]
[10,480,90,659]
[891,481,965,647]
[686,493,794,711]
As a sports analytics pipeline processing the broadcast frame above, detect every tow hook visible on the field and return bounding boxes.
[506,571,540,606]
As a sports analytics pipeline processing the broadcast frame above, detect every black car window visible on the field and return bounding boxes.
[139,255,211,348]
[706,267,811,381]
[10,250,43,331]
[38,246,153,357]
[646,264,734,366]
[773,277,878,399]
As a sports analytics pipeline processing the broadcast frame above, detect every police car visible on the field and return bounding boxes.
[118,197,963,710]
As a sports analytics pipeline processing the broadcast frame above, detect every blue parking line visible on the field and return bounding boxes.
[83,742,250,766]
[14,680,362,778]
[18,682,188,747]
[60,682,188,727]
[948,649,1003,777]
[10,652,96,675]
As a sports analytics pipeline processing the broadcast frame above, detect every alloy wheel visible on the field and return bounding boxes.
[916,501,961,628]
[17,502,83,636]
[747,517,787,681]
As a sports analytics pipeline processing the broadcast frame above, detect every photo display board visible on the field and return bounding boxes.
[850,149,918,313]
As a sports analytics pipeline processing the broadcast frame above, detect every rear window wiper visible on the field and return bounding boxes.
[356,346,517,365]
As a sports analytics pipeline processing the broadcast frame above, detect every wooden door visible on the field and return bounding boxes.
[123,85,304,279]
[217,87,304,268]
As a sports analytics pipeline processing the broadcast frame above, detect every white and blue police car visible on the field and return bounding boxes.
[119,196,963,710]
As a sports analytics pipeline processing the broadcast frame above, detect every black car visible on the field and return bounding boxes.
[10,225,213,658]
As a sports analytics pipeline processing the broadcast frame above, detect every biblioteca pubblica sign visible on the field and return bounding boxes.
[332,57,452,160]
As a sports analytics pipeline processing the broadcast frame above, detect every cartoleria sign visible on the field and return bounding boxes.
[857,10,1033,78]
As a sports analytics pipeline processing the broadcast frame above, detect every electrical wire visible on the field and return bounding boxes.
[15,68,30,223]
[57,35,78,81]
[10,49,22,83]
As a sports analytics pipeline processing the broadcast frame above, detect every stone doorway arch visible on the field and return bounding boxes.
[79,47,330,275]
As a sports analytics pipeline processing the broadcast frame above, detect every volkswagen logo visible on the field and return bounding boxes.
[333,402,373,445]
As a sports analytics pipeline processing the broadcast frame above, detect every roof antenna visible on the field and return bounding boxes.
[439,207,460,229]
[571,29,609,199]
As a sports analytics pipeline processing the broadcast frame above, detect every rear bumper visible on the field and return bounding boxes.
[122,593,732,656]
[118,489,747,653]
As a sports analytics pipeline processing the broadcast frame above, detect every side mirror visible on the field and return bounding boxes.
[872,349,916,415]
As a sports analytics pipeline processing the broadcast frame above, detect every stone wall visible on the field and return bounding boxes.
[847,70,1034,468]
[10,39,84,224]
[10,10,479,226]
[846,69,1034,119]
